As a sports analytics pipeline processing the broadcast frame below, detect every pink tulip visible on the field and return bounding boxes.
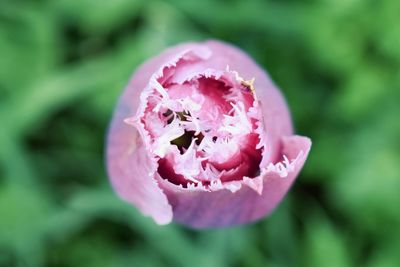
[107,40,311,228]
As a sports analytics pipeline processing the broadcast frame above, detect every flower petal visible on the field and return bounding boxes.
[156,135,311,228]
[107,43,212,224]
[107,123,172,224]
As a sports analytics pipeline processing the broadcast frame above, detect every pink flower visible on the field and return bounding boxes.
[107,40,311,228]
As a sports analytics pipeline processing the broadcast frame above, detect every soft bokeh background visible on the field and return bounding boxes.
[1,0,399,266]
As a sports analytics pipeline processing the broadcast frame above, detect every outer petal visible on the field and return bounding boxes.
[162,40,293,165]
[107,43,210,224]
[157,136,311,228]
[204,40,294,165]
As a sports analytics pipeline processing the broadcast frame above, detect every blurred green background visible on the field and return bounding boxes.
[1,0,399,266]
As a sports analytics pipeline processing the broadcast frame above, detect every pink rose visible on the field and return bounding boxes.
[107,40,311,228]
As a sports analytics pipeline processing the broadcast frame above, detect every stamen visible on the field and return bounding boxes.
[171,130,203,154]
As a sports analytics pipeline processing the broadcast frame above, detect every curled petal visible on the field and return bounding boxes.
[107,43,212,224]
[157,135,311,228]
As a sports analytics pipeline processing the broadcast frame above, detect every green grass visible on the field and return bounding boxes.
[0,0,399,266]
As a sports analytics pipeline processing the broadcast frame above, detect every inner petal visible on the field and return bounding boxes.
[142,69,262,188]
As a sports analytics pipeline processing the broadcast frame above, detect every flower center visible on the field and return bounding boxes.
[142,70,262,187]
